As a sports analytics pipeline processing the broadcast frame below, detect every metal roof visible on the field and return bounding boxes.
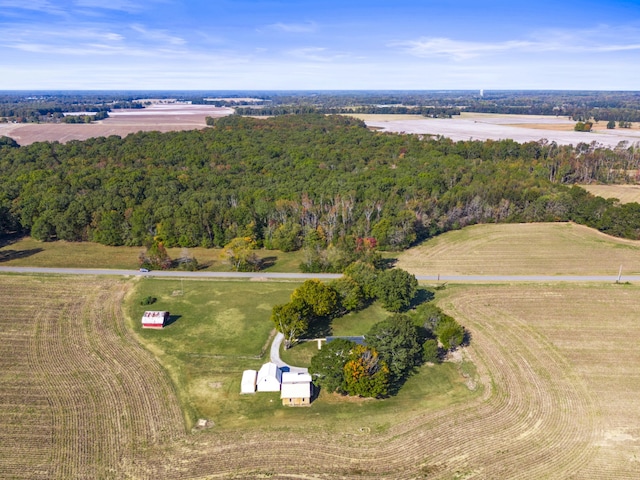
[280,382,311,399]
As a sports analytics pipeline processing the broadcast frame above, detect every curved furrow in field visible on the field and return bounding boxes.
[140,285,601,479]
[428,288,600,478]
[0,276,184,479]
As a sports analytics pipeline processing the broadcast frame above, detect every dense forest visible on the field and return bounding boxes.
[1,114,640,269]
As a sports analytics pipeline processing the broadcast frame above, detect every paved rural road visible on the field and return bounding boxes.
[0,266,638,283]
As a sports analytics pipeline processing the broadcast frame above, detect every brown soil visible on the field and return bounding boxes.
[4,105,233,146]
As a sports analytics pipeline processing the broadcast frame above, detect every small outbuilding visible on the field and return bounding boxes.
[240,369,258,394]
[281,371,313,406]
[142,311,169,329]
[256,362,282,392]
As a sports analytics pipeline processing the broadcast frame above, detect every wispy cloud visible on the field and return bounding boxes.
[0,0,66,15]
[268,22,317,33]
[75,0,136,8]
[130,24,186,46]
[393,27,640,60]
[0,23,182,57]
[391,38,534,60]
[287,47,347,62]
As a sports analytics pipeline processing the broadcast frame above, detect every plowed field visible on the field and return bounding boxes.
[2,275,638,478]
[0,275,183,478]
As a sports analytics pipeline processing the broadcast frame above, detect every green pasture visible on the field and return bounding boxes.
[0,236,310,272]
[126,278,476,433]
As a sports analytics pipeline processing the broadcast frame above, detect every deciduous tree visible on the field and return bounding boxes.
[223,236,260,271]
[366,314,422,379]
[291,279,338,317]
[374,268,418,312]
[309,338,355,393]
[271,300,309,349]
[343,345,389,398]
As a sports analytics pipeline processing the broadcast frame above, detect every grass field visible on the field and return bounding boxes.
[126,278,471,432]
[580,184,640,204]
[396,222,640,276]
[0,235,307,272]
[125,277,301,429]
[2,272,639,477]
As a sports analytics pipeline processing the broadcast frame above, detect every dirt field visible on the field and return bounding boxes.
[397,222,640,276]
[0,104,233,145]
[580,184,640,204]
[0,275,183,478]
[4,109,640,147]
[1,273,638,478]
[434,283,640,479]
[365,112,640,147]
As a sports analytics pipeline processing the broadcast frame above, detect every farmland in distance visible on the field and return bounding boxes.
[580,184,640,204]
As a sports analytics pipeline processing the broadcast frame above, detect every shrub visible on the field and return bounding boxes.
[140,296,157,306]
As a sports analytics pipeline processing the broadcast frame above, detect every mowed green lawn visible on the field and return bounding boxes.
[126,278,475,432]
[396,222,640,276]
[0,236,306,272]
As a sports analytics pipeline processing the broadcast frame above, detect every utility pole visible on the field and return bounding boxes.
[617,265,623,283]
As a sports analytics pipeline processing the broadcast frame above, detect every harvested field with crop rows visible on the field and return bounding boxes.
[397,222,640,276]
[0,275,183,478]
[580,184,640,204]
[2,274,638,478]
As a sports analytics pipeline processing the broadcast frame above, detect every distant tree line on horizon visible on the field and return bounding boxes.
[4,90,640,124]
[2,114,640,270]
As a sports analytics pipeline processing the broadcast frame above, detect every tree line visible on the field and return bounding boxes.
[270,265,465,398]
[2,114,640,265]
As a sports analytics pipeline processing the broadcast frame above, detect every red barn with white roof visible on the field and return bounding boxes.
[142,311,169,329]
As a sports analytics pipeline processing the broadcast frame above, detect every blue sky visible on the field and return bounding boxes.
[1,0,640,90]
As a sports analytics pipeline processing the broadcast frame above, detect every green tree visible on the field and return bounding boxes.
[291,279,338,317]
[343,261,378,300]
[271,300,309,349]
[0,136,19,148]
[31,213,56,241]
[435,317,465,351]
[422,339,441,363]
[330,276,365,313]
[366,314,422,380]
[271,221,302,252]
[607,120,616,129]
[343,345,390,398]
[309,338,356,393]
[574,121,593,132]
[223,236,260,271]
[374,268,418,312]
[92,210,124,246]
[139,238,172,270]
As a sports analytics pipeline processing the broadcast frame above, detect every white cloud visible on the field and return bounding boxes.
[74,0,138,10]
[391,37,534,60]
[130,24,186,46]
[287,47,348,62]
[0,0,66,15]
[268,22,317,33]
[392,27,640,60]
